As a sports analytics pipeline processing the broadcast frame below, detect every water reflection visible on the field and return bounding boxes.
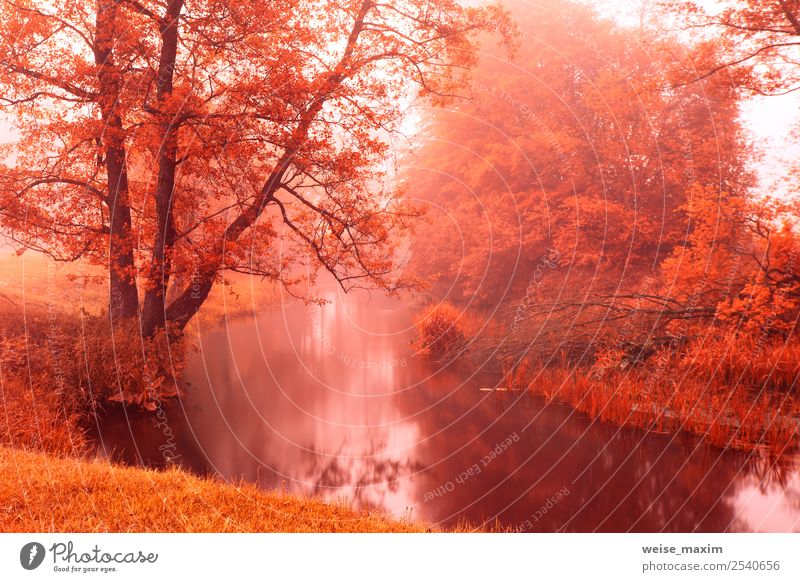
[94,291,800,532]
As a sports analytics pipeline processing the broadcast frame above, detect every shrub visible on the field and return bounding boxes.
[414,302,470,359]
[75,317,186,411]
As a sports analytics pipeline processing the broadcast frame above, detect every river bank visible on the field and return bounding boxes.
[0,447,425,532]
[414,303,800,455]
[0,259,430,533]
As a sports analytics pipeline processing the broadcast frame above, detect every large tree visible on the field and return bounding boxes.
[404,0,748,308]
[0,0,508,335]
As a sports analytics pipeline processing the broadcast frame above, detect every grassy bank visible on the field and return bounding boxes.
[0,447,424,532]
[514,362,800,455]
[415,303,800,454]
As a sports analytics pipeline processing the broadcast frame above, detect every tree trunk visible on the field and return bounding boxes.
[141,0,185,337]
[106,158,139,320]
[165,270,215,331]
[95,0,139,320]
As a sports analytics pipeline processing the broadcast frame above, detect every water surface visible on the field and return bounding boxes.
[94,291,800,532]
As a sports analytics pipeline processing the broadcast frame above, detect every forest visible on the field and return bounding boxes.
[0,0,799,534]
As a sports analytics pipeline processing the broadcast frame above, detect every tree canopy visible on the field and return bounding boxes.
[405,0,748,314]
[0,0,509,334]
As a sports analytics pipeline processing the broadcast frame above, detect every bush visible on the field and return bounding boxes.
[414,302,470,359]
[75,317,186,411]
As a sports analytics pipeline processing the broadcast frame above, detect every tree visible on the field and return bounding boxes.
[0,0,510,336]
[404,0,747,310]
[666,0,800,95]
[647,0,800,341]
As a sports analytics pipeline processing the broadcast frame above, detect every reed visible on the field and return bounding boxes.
[501,334,800,453]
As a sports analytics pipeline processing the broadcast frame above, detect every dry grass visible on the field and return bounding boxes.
[0,446,426,533]
[0,307,91,456]
[503,335,800,454]
[0,304,189,445]
[0,251,279,321]
[0,252,106,315]
[0,371,88,456]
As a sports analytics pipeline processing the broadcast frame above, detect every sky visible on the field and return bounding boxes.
[0,114,15,147]
[741,93,800,194]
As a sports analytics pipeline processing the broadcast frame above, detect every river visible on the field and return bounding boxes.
[93,289,800,532]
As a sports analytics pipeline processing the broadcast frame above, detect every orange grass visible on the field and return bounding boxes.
[504,339,800,454]
[0,446,426,532]
[0,371,88,457]
[0,251,278,321]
